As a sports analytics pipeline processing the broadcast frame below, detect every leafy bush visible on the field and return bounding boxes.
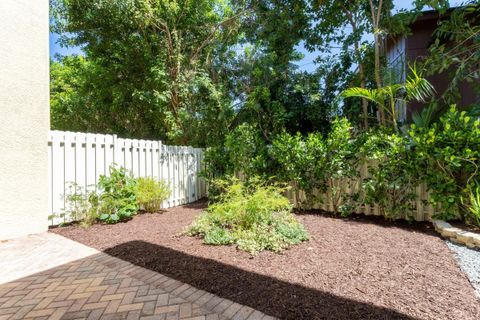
[270,131,324,197]
[97,165,139,223]
[187,179,308,254]
[204,108,479,224]
[359,129,420,220]
[204,175,239,204]
[224,123,269,179]
[270,110,480,222]
[202,123,270,190]
[202,145,231,181]
[270,118,358,213]
[323,118,359,214]
[409,106,480,220]
[135,177,170,212]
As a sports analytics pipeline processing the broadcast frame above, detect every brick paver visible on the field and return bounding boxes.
[0,234,276,320]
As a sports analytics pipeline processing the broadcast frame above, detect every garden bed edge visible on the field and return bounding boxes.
[433,220,480,249]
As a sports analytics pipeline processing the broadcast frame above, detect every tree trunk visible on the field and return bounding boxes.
[355,42,369,129]
[369,0,386,126]
[343,3,369,129]
[360,72,369,129]
[373,32,385,125]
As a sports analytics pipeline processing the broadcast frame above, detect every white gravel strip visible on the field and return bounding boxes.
[446,240,480,297]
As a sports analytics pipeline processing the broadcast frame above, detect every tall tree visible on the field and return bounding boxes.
[227,0,316,139]
[307,0,373,128]
[51,0,240,146]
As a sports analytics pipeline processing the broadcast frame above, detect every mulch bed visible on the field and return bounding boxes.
[51,201,480,320]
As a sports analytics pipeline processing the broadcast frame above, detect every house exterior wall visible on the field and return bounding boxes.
[407,19,479,111]
[0,0,50,239]
[386,36,407,121]
[404,18,447,117]
[386,36,406,82]
[386,13,478,120]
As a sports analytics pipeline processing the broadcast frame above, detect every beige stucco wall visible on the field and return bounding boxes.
[0,0,50,240]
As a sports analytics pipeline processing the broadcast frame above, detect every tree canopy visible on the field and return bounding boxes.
[50,0,476,148]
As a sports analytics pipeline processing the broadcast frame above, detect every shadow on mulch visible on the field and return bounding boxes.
[104,240,414,320]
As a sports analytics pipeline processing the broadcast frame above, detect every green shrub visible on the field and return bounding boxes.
[270,118,358,213]
[323,118,359,214]
[186,179,308,254]
[224,123,269,179]
[202,145,230,181]
[409,106,480,220]
[204,175,238,203]
[359,129,420,220]
[270,131,324,197]
[97,165,139,223]
[135,177,170,212]
[202,123,270,190]
[202,109,479,225]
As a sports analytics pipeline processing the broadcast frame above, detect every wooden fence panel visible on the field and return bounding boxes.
[286,161,437,222]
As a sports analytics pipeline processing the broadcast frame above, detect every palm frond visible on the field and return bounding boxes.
[341,87,385,106]
[405,64,435,102]
[384,84,403,98]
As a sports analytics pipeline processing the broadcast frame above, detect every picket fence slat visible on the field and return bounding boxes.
[47,130,206,226]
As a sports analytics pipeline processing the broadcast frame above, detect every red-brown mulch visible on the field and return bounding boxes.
[51,201,480,320]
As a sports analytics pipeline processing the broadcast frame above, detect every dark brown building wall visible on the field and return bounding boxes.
[389,13,478,119]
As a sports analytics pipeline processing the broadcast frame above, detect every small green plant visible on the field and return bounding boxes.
[135,177,170,213]
[59,183,100,227]
[465,185,480,228]
[97,165,139,223]
[186,178,308,254]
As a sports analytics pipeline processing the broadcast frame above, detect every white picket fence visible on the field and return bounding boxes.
[48,130,206,225]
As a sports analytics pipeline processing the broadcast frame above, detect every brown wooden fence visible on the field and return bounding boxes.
[285,163,437,222]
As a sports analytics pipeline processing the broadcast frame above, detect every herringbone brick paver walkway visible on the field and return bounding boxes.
[0,235,276,320]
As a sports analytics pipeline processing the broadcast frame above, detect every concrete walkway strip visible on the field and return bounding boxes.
[0,232,99,285]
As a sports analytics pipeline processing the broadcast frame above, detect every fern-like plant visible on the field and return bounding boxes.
[412,103,438,128]
[186,178,308,254]
[466,185,480,227]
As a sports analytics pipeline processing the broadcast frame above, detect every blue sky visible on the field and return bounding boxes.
[50,0,465,72]
[294,0,465,72]
[49,32,83,58]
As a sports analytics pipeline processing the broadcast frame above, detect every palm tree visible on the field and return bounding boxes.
[341,65,435,131]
